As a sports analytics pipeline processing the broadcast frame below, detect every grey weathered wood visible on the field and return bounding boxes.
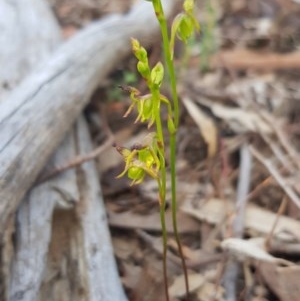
[0,0,179,233]
[0,0,146,300]
[0,1,62,300]
[9,136,78,301]
[38,117,127,301]
[0,0,61,99]
[2,1,180,300]
[10,117,128,301]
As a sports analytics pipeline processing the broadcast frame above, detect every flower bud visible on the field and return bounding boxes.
[131,38,140,53]
[150,62,164,87]
[167,116,176,134]
[177,16,194,43]
[143,97,153,120]
[131,38,148,62]
[137,61,150,78]
[183,0,194,14]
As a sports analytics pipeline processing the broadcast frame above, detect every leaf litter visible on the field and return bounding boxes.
[51,0,300,300]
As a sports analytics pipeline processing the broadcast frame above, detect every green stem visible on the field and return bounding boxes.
[155,1,179,127]
[153,89,169,301]
[159,186,169,301]
[170,134,189,301]
[153,1,189,300]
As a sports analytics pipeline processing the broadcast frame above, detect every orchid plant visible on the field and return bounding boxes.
[114,1,199,300]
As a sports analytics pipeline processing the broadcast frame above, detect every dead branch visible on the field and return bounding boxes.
[0,0,180,233]
[1,0,180,300]
[213,49,300,70]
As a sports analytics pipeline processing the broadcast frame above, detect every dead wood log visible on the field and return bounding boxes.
[0,1,62,299]
[9,117,128,301]
[0,0,179,234]
[9,118,129,301]
[0,0,179,300]
[0,0,61,98]
[9,134,78,301]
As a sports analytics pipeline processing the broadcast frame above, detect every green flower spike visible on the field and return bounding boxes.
[131,38,151,79]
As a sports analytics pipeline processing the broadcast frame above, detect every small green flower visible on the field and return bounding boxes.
[137,61,150,79]
[136,95,154,126]
[150,62,164,88]
[170,0,200,58]
[127,164,146,185]
[113,133,161,185]
[120,85,156,128]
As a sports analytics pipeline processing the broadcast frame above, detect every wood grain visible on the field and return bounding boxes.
[0,0,179,232]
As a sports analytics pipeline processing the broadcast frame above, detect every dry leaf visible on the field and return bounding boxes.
[169,273,205,298]
[132,259,166,301]
[181,198,300,242]
[108,209,200,233]
[196,99,272,134]
[259,262,300,301]
[221,238,293,265]
[121,262,142,290]
[182,96,218,158]
[196,282,225,301]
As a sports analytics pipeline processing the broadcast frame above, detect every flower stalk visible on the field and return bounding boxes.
[114,1,199,300]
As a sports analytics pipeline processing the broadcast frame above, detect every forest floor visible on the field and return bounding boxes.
[49,0,300,300]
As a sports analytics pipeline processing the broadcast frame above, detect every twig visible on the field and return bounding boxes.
[247,174,273,200]
[215,58,254,301]
[260,132,295,173]
[38,102,115,184]
[259,110,300,170]
[213,49,300,70]
[233,144,252,238]
[265,196,288,251]
[38,135,114,183]
[224,143,252,301]
[268,241,300,255]
[250,145,300,209]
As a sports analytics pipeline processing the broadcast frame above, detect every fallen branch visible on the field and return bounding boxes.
[213,49,300,70]
[0,0,180,232]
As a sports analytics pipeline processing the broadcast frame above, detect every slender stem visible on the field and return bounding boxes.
[155,2,180,126]
[170,134,189,301]
[153,90,169,301]
[160,201,169,301]
[152,1,189,300]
